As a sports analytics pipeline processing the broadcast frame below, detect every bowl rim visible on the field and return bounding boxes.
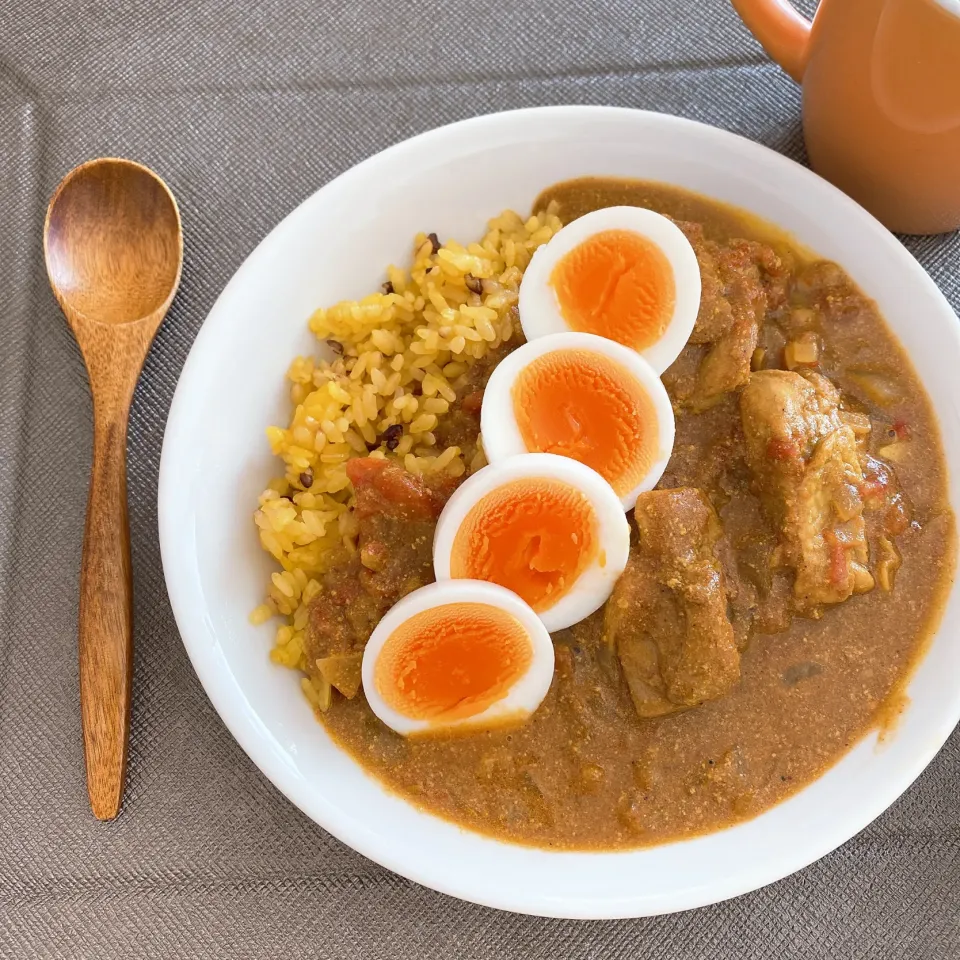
[159,104,960,919]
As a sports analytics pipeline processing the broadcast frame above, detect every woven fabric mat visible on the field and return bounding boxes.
[2,0,960,956]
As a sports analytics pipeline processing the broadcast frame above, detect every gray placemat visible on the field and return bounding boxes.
[2,1,959,957]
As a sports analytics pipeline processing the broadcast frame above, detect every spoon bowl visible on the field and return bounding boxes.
[46,159,181,326]
[44,158,182,820]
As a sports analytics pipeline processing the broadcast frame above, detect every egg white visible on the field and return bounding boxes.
[518,205,702,373]
[479,331,676,511]
[361,579,554,737]
[433,453,630,632]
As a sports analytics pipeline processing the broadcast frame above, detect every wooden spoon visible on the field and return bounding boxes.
[44,158,183,820]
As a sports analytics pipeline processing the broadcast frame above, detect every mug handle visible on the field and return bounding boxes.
[731,0,812,83]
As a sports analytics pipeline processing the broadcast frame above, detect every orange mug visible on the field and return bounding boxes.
[732,0,960,234]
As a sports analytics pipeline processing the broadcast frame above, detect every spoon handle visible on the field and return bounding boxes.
[78,397,134,821]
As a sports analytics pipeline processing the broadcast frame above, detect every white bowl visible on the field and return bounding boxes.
[158,106,960,919]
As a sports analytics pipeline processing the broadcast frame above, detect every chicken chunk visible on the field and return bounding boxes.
[604,488,740,718]
[683,224,733,345]
[739,370,872,611]
[667,226,790,411]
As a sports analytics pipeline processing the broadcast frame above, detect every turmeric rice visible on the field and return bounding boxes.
[251,207,563,699]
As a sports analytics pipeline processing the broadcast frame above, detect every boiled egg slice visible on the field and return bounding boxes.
[480,332,675,511]
[433,453,630,632]
[361,580,554,737]
[518,206,701,373]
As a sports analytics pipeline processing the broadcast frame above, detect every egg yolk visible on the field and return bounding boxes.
[450,478,598,611]
[511,348,659,496]
[549,229,675,350]
[374,603,533,724]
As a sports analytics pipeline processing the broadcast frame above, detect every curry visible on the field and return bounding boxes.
[309,178,955,850]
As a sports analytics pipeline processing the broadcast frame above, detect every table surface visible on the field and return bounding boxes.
[3,0,960,957]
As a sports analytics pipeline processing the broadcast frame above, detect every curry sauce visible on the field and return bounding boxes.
[315,178,956,850]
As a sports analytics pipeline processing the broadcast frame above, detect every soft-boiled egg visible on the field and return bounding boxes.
[518,206,701,373]
[361,580,554,737]
[433,453,630,632]
[480,331,675,510]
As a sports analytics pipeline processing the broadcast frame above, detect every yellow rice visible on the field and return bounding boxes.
[251,207,563,687]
